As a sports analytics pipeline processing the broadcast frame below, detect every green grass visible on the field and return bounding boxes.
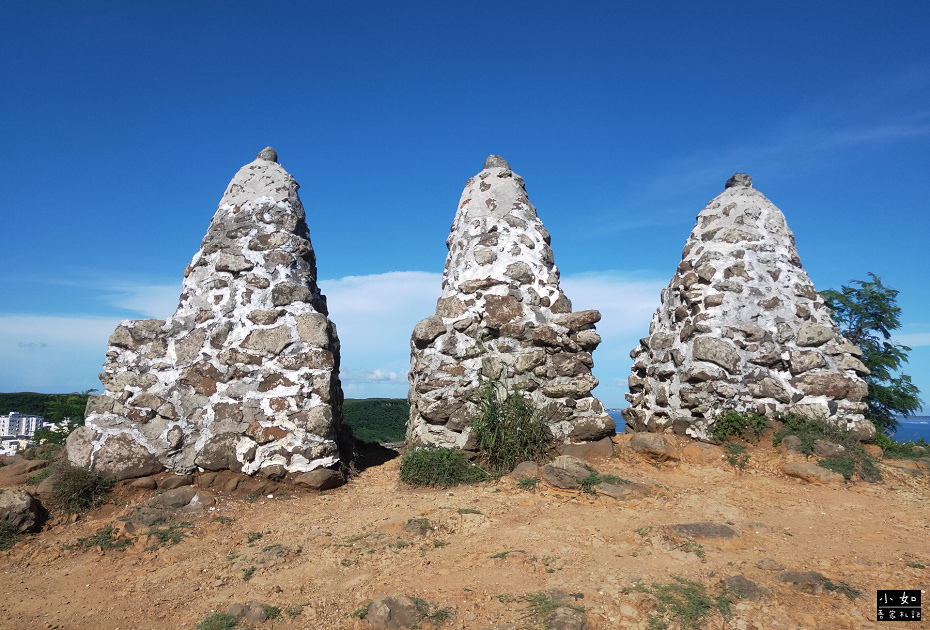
[285,603,309,617]
[400,447,488,488]
[823,578,861,599]
[874,432,929,459]
[774,412,882,482]
[677,541,706,562]
[246,531,263,543]
[406,517,432,534]
[259,603,280,619]
[457,507,482,515]
[77,526,131,552]
[469,379,554,476]
[710,409,766,442]
[723,442,750,469]
[342,398,409,443]
[145,522,191,551]
[579,470,632,494]
[211,516,234,526]
[352,603,371,619]
[24,467,53,485]
[624,576,734,630]
[517,476,539,491]
[523,591,585,616]
[49,463,114,514]
[0,522,18,550]
[192,612,243,630]
[242,566,256,581]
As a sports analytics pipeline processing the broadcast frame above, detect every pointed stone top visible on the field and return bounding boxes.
[257,147,278,163]
[725,173,752,189]
[484,155,510,170]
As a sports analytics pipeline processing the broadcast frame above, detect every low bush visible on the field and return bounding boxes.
[192,613,242,630]
[774,412,881,482]
[0,522,18,550]
[469,379,553,476]
[49,463,114,515]
[400,447,487,488]
[709,409,766,442]
[873,432,929,459]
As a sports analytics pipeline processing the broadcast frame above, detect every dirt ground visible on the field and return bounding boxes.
[1,433,927,630]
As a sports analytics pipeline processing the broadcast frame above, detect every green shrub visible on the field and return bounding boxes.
[874,432,929,459]
[0,522,18,550]
[400,447,487,488]
[723,442,750,469]
[774,412,881,482]
[517,477,539,491]
[49,463,114,514]
[192,612,242,630]
[625,576,732,630]
[469,379,553,476]
[77,525,131,552]
[709,410,767,442]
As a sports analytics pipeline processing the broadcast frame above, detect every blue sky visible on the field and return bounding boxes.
[1,2,928,412]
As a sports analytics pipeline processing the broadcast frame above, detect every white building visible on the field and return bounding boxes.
[0,412,45,438]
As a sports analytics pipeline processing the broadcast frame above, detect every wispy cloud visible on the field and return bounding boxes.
[895,333,930,348]
[99,283,181,318]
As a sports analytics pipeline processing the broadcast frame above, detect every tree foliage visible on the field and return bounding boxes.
[33,389,96,445]
[822,273,921,432]
[342,398,409,443]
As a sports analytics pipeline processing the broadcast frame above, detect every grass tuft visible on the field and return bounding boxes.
[49,463,114,514]
[400,447,487,488]
[192,612,242,630]
[0,522,19,550]
[710,409,766,442]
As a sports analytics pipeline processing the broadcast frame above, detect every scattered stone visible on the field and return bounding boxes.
[622,174,873,442]
[813,439,847,459]
[780,435,804,454]
[682,441,724,464]
[668,522,739,540]
[294,468,343,490]
[130,476,158,490]
[0,488,41,533]
[725,574,772,602]
[510,461,539,481]
[364,595,421,629]
[227,601,270,624]
[70,149,345,480]
[159,474,194,490]
[777,570,825,594]
[629,433,678,462]
[127,487,216,525]
[407,156,613,449]
[541,455,592,489]
[556,437,614,461]
[861,444,883,458]
[783,462,845,484]
[544,606,590,630]
[757,558,785,571]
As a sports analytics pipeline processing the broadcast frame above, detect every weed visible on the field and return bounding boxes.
[636,576,731,630]
[24,467,52,486]
[391,539,410,549]
[400,447,488,488]
[259,603,280,619]
[457,507,482,515]
[340,557,354,567]
[285,603,309,617]
[723,442,750,469]
[274,492,294,500]
[242,566,255,581]
[823,578,861,599]
[226,551,240,561]
[245,493,261,503]
[496,594,516,604]
[261,543,283,553]
[469,378,554,476]
[77,526,131,552]
[517,476,539,491]
[145,522,191,550]
[818,457,855,480]
[524,591,584,616]
[211,516,234,526]
[710,409,767,442]
[490,550,521,559]
[874,432,929,459]
[246,531,263,543]
[0,522,19,550]
[432,539,450,548]
[906,560,926,569]
[676,541,706,562]
[352,602,371,619]
[774,412,882,481]
[49,463,114,515]
[405,517,432,535]
[634,525,653,537]
[193,612,242,630]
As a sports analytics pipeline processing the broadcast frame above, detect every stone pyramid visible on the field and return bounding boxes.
[67,148,346,479]
[621,174,874,441]
[407,156,615,448]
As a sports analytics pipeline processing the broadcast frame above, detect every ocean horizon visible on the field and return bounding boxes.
[607,412,930,444]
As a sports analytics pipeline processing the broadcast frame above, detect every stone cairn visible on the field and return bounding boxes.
[407,156,615,448]
[622,174,874,441]
[67,148,345,480]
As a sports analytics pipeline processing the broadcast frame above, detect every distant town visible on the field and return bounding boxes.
[0,412,61,456]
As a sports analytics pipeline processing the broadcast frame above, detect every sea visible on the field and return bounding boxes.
[606,412,930,444]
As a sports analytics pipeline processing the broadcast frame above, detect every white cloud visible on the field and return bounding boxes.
[894,333,930,347]
[100,283,182,318]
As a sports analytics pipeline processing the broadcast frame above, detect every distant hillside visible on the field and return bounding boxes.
[0,392,60,416]
[343,398,409,443]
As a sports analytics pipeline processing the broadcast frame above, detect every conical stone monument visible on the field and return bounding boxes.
[407,156,615,448]
[67,148,346,479]
[622,174,874,441]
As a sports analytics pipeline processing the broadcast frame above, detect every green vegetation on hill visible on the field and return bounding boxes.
[0,392,60,416]
[342,398,409,443]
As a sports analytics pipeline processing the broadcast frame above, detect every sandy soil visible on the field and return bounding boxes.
[1,433,927,630]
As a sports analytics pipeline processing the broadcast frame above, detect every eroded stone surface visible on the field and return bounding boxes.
[622,174,873,441]
[72,149,344,479]
[407,157,613,448]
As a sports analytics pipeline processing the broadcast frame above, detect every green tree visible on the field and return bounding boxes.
[822,273,921,433]
[33,389,96,445]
